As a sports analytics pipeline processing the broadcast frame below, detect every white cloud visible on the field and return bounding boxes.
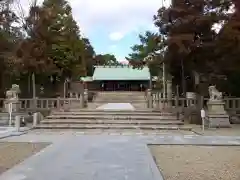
[109,32,125,41]
[16,0,170,35]
[73,0,171,35]
[15,0,171,61]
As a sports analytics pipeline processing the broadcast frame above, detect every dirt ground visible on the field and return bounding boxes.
[0,142,50,174]
[149,145,240,180]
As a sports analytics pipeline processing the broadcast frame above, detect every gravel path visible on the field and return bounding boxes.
[0,142,50,174]
[150,145,240,180]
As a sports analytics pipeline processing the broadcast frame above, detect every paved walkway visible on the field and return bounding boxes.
[1,133,240,180]
[96,103,135,110]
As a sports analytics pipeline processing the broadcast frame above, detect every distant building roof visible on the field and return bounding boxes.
[92,65,150,81]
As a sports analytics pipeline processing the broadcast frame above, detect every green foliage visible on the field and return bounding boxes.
[42,0,84,77]
[95,53,119,66]
[126,31,164,76]
[126,0,240,95]
[14,0,96,81]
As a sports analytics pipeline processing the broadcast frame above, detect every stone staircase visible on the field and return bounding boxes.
[92,91,147,109]
[36,109,190,130]
[36,91,192,131]
[94,91,146,103]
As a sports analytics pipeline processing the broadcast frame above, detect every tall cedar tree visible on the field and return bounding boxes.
[211,0,240,95]
[42,0,86,78]
[0,0,22,96]
[153,0,232,92]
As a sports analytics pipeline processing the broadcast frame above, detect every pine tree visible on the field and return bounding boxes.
[126,31,164,76]
[95,54,119,66]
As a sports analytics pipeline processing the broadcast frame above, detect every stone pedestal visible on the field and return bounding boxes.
[207,100,231,128]
[4,99,20,112]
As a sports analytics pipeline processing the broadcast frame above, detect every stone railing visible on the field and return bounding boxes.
[148,90,240,111]
[19,98,84,110]
[67,92,82,99]
[0,97,86,112]
[152,97,199,110]
[224,98,240,110]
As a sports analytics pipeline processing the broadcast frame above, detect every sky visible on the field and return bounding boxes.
[15,0,171,62]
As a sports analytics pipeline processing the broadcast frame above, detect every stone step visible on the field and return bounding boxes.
[46,115,179,120]
[36,124,192,130]
[51,111,175,116]
[41,119,183,125]
[94,100,146,103]
[51,109,174,113]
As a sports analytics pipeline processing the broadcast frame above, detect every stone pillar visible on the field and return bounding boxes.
[166,80,172,108]
[207,100,231,128]
[33,113,38,127]
[15,116,20,132]
[80,92,84,108]
[84,89,88,107]
[186,92,197,107]
[207,86,231,128]
[147,89,153,108]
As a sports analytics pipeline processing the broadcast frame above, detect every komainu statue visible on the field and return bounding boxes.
[208,85,222,101]
[5,84,20,99]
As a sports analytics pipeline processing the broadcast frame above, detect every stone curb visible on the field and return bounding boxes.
[0,127,32,140]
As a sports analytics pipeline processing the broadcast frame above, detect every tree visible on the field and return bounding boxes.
[15,2,57,76]
[153,0,232,93]
[0,0,23,96]
[126,31,164,76]
[42,0,85,79]
[95,53,119,66]
[80,37,96,76]
[210,1,240,95]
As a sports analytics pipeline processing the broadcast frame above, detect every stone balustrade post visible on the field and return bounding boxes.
[15,115,20,132]
[80,92,85,108]
[166,80,172,108]
[57,97,60,109]
[33,112,38,127]
[84,89,88,107]
[147,89,153,109]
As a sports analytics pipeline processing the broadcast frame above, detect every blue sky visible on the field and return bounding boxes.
[17,0,171,62]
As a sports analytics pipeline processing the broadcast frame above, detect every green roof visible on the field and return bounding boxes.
[92,65,150,81]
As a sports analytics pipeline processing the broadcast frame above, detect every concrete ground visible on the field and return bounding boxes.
[0,133,240,180]
[1,102,240,180]
[192,124,240,136]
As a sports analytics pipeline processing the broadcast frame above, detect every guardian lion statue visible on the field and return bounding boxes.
[208,85,222,100]
[5,84,20,99]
